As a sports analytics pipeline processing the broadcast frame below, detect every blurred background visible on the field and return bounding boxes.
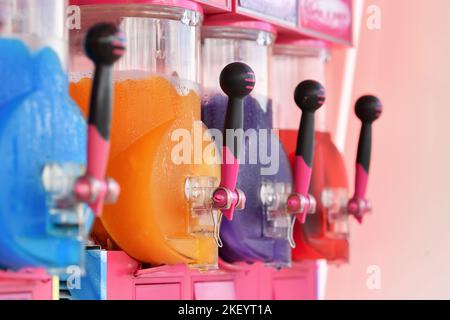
[326,0,450,299]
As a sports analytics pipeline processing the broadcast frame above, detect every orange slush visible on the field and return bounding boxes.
[70,75,220,267]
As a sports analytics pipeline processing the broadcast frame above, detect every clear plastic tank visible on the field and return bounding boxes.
[272,40,329,131]
[274,40,350,263]
[69,0,221,269]
[202,20,273,114]
[0,0,92,272]
[0,0,67,67]
[201,19,294,267]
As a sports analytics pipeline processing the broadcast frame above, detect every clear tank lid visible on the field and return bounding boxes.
[274,38,330,60]
[70,0,203,13]
[203,16,276,45]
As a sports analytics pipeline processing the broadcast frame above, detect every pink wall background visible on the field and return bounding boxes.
[325,0,450,299]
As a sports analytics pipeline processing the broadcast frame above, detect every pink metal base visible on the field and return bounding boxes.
[107,251,318,300]
[0,269,54,300]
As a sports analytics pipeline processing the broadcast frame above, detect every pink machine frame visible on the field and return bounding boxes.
[106,251,318,300]
[0,269,54,300]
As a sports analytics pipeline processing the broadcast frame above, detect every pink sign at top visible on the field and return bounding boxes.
[299,0,353,46]
[236,0,298,27]
[193,0,231,12]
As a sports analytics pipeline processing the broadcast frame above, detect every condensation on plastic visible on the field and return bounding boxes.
[202,26,274,111]
[0,38,90,272]
[69,4,201,88]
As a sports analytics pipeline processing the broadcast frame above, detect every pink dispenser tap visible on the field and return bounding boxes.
[286,80,326,224]
[212,62,255,222]
[73,23,125,217]
[347,95,383,223]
